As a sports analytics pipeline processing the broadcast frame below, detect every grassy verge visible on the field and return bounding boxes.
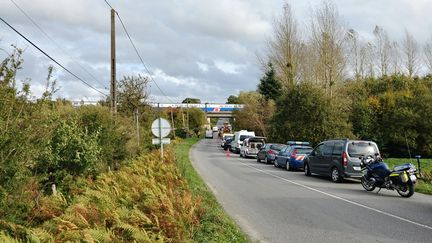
[385,158,432,195]
[173,138,248,243]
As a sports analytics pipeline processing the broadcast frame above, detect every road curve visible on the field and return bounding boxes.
[191,138,432,243]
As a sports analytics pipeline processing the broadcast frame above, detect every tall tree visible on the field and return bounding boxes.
[310,1,346,97]
[267,3,301,88]
[402,30,419,77]
[373,26,392,76]
[424,37,432,74]
[257,62,282,101]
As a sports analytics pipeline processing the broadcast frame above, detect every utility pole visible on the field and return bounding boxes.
[110,8,117,114]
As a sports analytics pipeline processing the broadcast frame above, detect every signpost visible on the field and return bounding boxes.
[151,118,171,159]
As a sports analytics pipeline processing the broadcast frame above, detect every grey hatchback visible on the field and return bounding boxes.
[303,139,380,182]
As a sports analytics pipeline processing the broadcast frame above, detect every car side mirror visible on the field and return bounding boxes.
[310,151,316,156]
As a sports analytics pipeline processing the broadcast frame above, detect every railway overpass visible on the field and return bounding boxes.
[150,103,244,118]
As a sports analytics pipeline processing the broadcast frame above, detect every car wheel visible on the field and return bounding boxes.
[304,163,311,176]
[286,160,291,171]
[331,167,342,183]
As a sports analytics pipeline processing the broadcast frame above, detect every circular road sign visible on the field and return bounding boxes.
[151,118,171,138]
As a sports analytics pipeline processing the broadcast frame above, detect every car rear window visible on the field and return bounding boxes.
[296,147,313,154]
[270,144,285,151]
[348,142,378,157]
[240,135,252,141]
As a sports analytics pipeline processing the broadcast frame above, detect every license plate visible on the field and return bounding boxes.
[410,174,417,181]
[353,166,361,171]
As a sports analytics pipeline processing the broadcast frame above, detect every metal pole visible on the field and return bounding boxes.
[158,103,163,159]
[135,109,140,153]
[186,100,190,138]
[110,8,117,114]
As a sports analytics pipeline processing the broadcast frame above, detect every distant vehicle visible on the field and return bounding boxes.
[222,138,233,151]
[221,133,234,148]
[304,139,380,183]
[230,130,255,154]
[205,130,213,139]
[212,126,219,132]
[240,136,266,158]
[257,143,286,164]
[274,141,312,170]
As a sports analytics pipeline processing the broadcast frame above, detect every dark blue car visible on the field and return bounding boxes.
[274,142,313,171]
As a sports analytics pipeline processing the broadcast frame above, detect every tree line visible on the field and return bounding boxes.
[232,1,432,158]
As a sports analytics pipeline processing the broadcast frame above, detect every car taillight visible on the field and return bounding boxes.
[291,149,297,158]
[342,152,348,166]
[268,150,275,154]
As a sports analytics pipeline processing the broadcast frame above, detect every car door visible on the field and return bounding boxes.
[320,142,335,175]
[330,142,344,172]
[308,144,324,173]
[276,146,289,166]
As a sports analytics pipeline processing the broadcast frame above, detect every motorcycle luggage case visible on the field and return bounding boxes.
[393,163,415,172]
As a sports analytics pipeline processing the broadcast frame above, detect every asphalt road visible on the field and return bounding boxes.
[191,138,432,243]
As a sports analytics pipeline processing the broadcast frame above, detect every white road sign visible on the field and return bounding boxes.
[151,118,171,138]
[152,138,171,145]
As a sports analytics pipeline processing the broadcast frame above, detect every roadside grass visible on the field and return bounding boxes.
[385,158,432,195]
[174,138,248,243]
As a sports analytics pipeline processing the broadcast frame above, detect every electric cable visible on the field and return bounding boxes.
[0,17,108,96]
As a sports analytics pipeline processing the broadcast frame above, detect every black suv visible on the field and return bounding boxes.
[303,139,380,182]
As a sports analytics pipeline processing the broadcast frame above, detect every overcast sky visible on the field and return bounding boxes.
[1,0,431,103]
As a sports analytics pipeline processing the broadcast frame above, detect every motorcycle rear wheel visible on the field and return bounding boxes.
[361,177,376,191]
[396,182,415,198]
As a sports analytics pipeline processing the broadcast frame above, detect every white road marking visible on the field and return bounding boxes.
[236,158,432,231]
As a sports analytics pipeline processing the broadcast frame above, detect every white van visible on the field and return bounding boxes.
[230,130,255,153]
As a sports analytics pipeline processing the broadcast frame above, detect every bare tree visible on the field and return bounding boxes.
[390,41,402,75]
[373,26,391,76]
[424,38,432,74]
[346,29,362,79]
[267,3,302,89]
[402,30,419,77]
[310,1,346,96]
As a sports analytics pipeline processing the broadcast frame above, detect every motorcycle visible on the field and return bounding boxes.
[360,155,418,198]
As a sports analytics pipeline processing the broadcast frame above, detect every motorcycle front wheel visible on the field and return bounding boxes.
[396,182,415,198]
[361,176,376,191]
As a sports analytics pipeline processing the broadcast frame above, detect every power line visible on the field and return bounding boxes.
[104,0,114,9]
[103,0,177,104]
[0,16,108,97]
[9,0,109,91]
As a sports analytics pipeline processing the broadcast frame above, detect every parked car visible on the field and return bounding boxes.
[257,143,286,164]
[205,130,213,139]
[222,138,233,151]
[221,133,234,148]
[212,126,219,132]
[240,136,266,158]
[274,142,312,170]
[230,130,255,153]
[303,139,380,182]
